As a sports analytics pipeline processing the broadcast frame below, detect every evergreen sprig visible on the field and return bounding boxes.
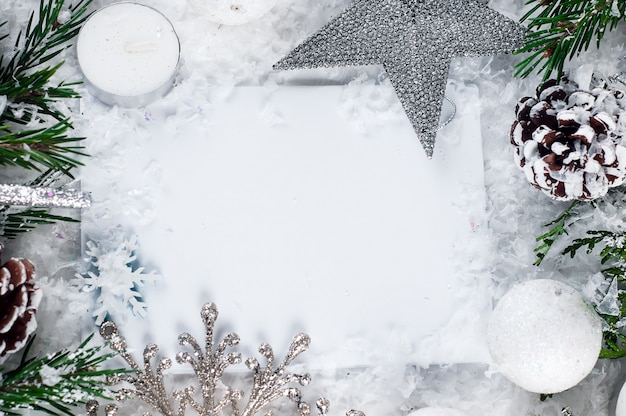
[0,0,91,169]
[515,0,626,80]
[534,200,580,265]
[0,334,132,416]
[1,209,79,239]
[0,0,93,125]
[563,230,626,358]
[0,122,86,175]
[0,0,93,238]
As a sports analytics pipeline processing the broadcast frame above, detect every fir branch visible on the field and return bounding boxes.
[1,208,79,239]
[515,0,626,80]
[0,0,92,175]
[0,63,80,126]
[562,229,626,358]
[1,0,94,75]
[534,199,579,265]
[0,121,86,175]
[0,0,93,108]
[563,230,626,263]
[0,0,92,124]
[599,332,626,358]
[0,22,7,46]
[26,167,70,188]
[0,1,91,238]
[0,334,132,416]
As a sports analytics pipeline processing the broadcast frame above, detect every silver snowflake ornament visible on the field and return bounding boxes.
[274,0,526,158]
[99,302,362,416]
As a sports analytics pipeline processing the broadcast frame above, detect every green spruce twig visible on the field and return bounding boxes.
[563,229,626,358]
[0,0,93,238]
[0,122,86,175]
[534,200,580,265]
[515,0,626,80]
[0,334,133,416]
[563,230,626,264]
[1,209,79,239]
[0,0,93,125]
[0,0,92,171]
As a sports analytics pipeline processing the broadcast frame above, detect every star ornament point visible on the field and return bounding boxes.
[274,0,526,158]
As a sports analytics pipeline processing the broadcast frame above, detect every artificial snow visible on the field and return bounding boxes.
[38,364,64,387]
[597,278,622,317]
[187,0,278,25]
[408,408,467,416]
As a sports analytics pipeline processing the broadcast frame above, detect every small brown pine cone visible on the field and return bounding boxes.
[0,258,41,357]
[511,77,626,201]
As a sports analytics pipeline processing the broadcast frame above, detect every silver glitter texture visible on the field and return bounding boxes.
[100,302,357,416]
[0,184,91,208]
[273,0,526,158]
[86,400,118,416]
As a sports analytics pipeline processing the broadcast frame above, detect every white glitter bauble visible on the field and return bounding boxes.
[187,0,277,25]
[408,408,467,416]
[487,279,603,394]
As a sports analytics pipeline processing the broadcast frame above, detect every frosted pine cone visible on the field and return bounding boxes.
[0,258,41,358]
[511,77,626,201]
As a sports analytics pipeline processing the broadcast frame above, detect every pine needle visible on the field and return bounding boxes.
[515,0,626,80]
[562,230,626,358]
[0,0,93,238]
[0,334,133,416]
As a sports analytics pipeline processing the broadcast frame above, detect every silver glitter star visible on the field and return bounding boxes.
[274,0,526,158]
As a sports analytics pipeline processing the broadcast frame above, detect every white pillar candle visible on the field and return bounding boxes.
[77,2,180,107]
[187,0,276,25]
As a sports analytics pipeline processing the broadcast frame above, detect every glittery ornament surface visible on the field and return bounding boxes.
[0,184,91,208]
[487,279,602,394]
[273,0,526,157]
[100,302,348,416]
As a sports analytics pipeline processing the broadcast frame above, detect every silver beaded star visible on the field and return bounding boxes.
[274,0,526,158]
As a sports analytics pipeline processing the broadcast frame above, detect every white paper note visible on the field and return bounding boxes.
[82,82,489,368]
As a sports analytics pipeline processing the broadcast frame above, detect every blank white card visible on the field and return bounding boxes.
[84,82,489,368]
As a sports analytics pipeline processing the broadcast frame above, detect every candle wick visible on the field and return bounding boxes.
[124,41,158,53]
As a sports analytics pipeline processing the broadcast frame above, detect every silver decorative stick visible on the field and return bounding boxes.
[0,184,91,208]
